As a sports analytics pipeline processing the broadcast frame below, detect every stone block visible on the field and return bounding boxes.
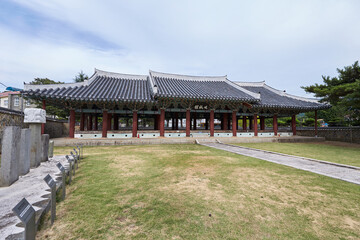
[19,128,31,175]
[0,126,21,186]
[24,108,46,123]
[48,140,54,158]
[41,134,50,162]
[29,124,41,167]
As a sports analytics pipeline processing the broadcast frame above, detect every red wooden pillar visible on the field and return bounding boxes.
[223,113,228,130]
[94,114,98,131]
[132,111,138,137]
[41,100,46,134]
[232,111,237,136]
[253,114,258,136]
[160,109,165,137]
[107,113,112,131]
[260,116,265,130]
[157,114,161,130]
[186,109,191,137]
[175,113,179,130]
[249,116,253,130]
[69,109,75,138]
[205,118,209,130]
[102,110,108,138]
[242,116,247,130]
[314,110,318,137]
[273,115,278,136]
[210,110,214,137]
[291,114,297,135]
[114,114,119,130]
[80,113,85,131]
[88,114,93,130]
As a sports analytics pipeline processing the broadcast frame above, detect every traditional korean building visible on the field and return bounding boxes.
[22,69,330,139]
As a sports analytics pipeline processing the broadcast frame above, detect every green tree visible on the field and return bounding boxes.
[28,78,69,119]
[302,61,360,126]
[74,70,88,82]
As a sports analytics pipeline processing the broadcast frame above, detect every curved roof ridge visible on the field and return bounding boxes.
[149,70,227,82]
[94,68,148,80]
[24,80,87,91]
[226,79,261,100]
[262,83,321,103]
[234,81,266,87]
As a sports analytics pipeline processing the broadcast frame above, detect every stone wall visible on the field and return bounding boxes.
[0,107,68,146]
[44,119,69,138]
[297,127,360,144]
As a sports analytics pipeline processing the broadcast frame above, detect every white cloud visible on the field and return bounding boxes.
[1,0,360,96]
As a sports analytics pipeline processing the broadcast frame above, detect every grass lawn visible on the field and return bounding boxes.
[38,144,360,239]
[232,141,360,167]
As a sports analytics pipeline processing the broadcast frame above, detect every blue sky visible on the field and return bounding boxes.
[0,0,359,96]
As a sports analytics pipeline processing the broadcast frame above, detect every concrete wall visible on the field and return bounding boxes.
[297,127,360,144]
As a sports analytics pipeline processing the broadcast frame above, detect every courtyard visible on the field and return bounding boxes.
[38,143,360,240]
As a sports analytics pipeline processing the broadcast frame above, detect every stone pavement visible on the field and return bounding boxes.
[0,155,68,239]
[200,142,360,185]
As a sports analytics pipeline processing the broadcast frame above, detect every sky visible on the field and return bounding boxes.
[0,0,359,97]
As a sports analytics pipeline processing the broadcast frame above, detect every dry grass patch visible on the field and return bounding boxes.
[40,144,360,240]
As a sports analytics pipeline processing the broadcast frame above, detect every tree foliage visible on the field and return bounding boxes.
[28,78,69,119]
[302,61,360,126]
[74,70,89,82]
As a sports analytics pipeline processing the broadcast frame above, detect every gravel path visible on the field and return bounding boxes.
[201,142,360,185]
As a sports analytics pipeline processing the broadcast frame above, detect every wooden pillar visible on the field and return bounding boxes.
[172,116,175,130]
[41,100,46,134]
[102,110,108,138]
[260,116,265,130]
[114,114,119,130]
[232,111,237,136]
[291,114,297,135]
[186,109,191,137]
[242,116,247,130]
[88,114,93,130]
[175,113,179,130]
[210,110,214,137]
[249,116,253,130]
[223,113,228,130]
[315,110,318,137]
[80,113,85,131]
[253,114,258,136]
[193,112,197,130]
[273,115,278,136]
[69,109,75,138]
[205,117,209,130]
[94,114,98,131]
[132,111,138,137]
[154,115,158,130]
[160,109,165,137]
[236,117,239,130]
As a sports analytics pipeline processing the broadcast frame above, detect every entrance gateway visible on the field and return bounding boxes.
[22,69,330,139]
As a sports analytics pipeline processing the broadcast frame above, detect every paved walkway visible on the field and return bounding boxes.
[200,142,360,185]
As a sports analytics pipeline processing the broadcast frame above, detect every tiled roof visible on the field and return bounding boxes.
[236,81,330,110]
[0,91,21,98]
[22,69,330,111]
[23,69,153,102]
[149,70,260,102]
